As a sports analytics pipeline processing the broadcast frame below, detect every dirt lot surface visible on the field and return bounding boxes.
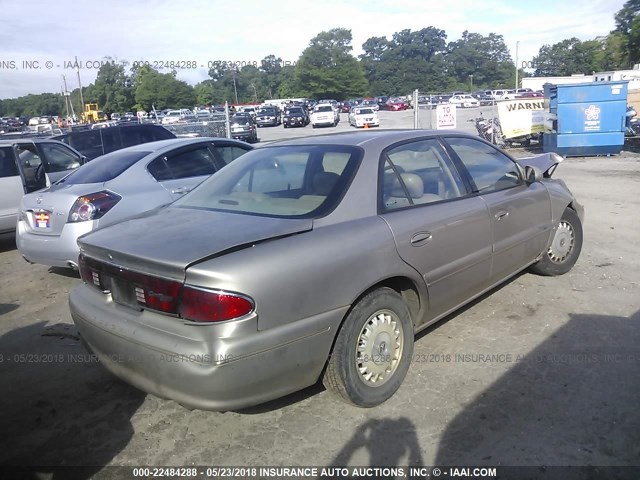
[0,126,638,478]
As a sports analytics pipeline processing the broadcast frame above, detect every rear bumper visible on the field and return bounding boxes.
[16,219,94,268]
[231,132,255,141]
[69,284,346,410]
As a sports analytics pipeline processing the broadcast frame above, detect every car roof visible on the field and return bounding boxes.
[268,129,475,149]
[115,137,236,154]
[0,137,66,145]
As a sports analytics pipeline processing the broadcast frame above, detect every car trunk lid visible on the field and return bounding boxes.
[78,206,314,280]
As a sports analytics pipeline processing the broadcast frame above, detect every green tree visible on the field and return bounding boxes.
[446,31,515,89]
[83,58,134,115]
[133,66,196,110]
[360,28,448,94]
[295,28,368,99]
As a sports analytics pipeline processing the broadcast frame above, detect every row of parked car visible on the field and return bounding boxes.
[1,116,585,413]
[418,89,544,108]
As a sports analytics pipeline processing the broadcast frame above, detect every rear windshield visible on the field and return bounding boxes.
[57,150,149,184]
[231,117,250,125]
[175,145,362,218]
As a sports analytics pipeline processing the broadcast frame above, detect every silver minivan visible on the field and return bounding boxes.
[0,138,84,235]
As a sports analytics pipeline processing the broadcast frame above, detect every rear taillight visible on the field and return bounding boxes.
[68,191,121,223]
[79,254,253,322]
[180,287,254,323]
[134,275,182,314]
[79,254,108,291]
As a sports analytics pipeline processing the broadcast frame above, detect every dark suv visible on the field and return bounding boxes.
[229,115,258,143]
[255,107,281,127]
[52,124,175,160]
[283,107,309,128]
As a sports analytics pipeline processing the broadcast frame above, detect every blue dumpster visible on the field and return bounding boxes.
[543,81,628,156]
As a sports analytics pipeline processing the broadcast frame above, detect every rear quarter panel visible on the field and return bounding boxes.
[184,215,428,332]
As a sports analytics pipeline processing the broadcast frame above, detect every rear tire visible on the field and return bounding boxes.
[323,288,414,407]
[530,208,583,276]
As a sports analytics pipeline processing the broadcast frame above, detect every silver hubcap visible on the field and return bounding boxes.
[356,309,404,386]
[548,221,574,263]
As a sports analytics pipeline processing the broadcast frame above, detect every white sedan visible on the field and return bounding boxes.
[348,107,380,128]
[449,95,480,108]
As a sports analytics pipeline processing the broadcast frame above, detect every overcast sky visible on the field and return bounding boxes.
[0,0,625,99]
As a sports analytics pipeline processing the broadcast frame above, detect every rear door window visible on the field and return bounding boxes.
[147,146,217,181]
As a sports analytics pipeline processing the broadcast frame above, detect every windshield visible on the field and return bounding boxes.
[355,108,374,115]
[58,150,149,184]
[286,108,304,115]
[315,106,333,112]
[175,145,362,218]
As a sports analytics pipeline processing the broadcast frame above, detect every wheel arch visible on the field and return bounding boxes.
[319,275,424,378]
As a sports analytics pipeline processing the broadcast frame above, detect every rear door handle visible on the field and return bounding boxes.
[171,187,192,195]
[410,232,432,246]
[495,211,509,220]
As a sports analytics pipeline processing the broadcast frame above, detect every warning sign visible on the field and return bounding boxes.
[497,99,546,138]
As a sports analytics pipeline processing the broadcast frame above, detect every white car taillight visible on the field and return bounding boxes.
[68,191,121,223]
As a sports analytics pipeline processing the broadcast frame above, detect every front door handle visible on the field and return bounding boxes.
[410,232,432,246]
[495,210,510,220]
[171,187,192,195]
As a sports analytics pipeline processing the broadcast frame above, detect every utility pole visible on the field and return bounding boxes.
[515,41,520,90]
[469,74,474,91]
[62,75,69,118]
[232,71,239,105]
[76,56,85,118]
[413,89,419,129]
[62,74,75,120]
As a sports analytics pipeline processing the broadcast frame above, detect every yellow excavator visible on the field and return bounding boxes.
[81,103,108,123]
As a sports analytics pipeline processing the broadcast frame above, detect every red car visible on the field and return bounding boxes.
[517,92,544,98]
[384,98,410,111]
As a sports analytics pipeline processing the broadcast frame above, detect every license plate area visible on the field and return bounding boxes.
[110,277,143,311]
[33,210,51,229]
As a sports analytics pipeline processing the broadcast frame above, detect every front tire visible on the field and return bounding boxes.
[530,208,583,276]
[323,288,414,407]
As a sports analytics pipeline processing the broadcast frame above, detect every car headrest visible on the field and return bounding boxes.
[313,171,340,196]
[392,173,423,199]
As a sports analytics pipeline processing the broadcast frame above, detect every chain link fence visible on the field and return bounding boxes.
[411,90,499,138]
[160,114,229,138]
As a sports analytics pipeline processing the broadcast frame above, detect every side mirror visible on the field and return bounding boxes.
[525,165,542,184]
